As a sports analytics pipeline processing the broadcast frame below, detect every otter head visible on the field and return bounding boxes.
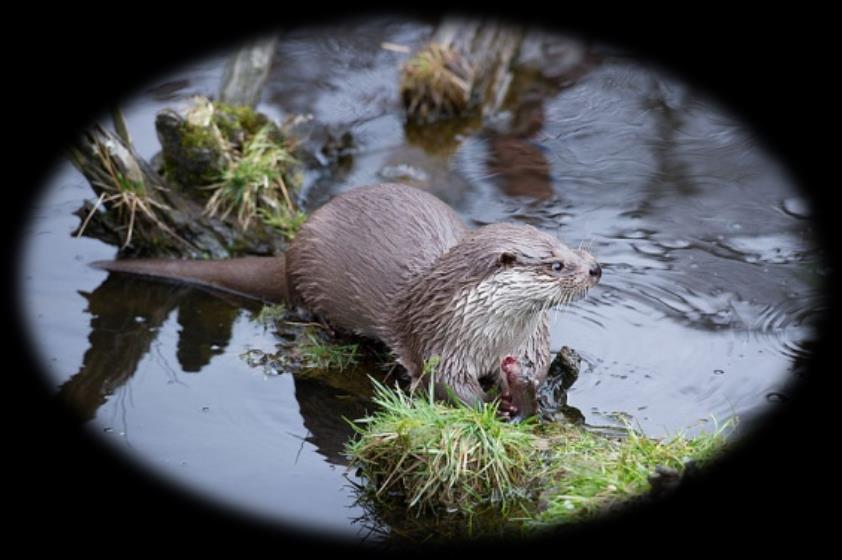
[482,223,601,314]
[498,355,540,421]
[395,222,601,411]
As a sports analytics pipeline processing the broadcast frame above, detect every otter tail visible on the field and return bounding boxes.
[91,256,290,304]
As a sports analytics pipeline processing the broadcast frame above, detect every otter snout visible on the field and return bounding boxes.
[575,249,601,289]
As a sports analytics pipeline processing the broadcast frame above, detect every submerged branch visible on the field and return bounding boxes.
[219,36,278,108]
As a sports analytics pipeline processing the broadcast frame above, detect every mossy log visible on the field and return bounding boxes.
[68,96,356,258]
[400,17,524,122]
[65,36,315,259]
[69,123,211,257]
[68,110,291,258]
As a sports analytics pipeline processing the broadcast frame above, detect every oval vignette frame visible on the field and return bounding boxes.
[7,7,835,553]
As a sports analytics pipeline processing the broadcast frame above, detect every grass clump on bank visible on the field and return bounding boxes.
[527,419,730,527]
[347,378,539,515]
[159,96,303,232]
[71,127,186,251]
[204,123,300,231]
[346,376,733,529]
[400,43,475,122]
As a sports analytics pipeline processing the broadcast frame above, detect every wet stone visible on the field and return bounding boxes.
[539,346,583,418]
[262,359,288,376]
[647,465,681,497]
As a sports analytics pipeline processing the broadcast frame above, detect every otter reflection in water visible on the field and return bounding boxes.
[57,273,372,466]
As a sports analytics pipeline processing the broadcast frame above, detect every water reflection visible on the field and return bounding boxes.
[57,272,372,466]
[58,275,196,421]
[293,376,371,465]
[57,273,254,420]
[173,289,243,372]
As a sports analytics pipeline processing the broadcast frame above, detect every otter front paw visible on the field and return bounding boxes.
[497,394,519,421]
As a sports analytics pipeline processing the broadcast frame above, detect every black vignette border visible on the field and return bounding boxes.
[5,4,835,554]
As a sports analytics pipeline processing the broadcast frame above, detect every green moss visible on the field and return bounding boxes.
[214,101,268,136]
[158,105,228,187]
[178,120,222,150]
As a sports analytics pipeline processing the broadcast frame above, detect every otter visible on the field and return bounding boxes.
[95,183,601,417]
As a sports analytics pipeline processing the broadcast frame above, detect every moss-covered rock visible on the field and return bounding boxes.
[156,99,230,187]
[154,97,302,231]
[212,101,279,148]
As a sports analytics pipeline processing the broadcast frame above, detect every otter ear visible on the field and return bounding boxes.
[498,252,517,267]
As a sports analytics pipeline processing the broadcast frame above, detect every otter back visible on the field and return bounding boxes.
[286,183,468,340]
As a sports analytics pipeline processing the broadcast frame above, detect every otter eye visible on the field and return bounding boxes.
[551,262,564,272]
[498,252,517,267]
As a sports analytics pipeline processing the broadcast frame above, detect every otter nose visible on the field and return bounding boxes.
[589,263,602,279]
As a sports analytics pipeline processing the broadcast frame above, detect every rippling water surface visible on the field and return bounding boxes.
[19,18,825,540]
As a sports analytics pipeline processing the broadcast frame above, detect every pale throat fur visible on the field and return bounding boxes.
[387,215,600,404]
[391,252,586,391]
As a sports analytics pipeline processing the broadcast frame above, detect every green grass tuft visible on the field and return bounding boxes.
[346,376,540,516]
[346,377,734,529]
[299,332,359,372]
[400,43,474,121]
[528,418,732,527]
[205,124,299,230]
[257,205,308,240]
[254,303,287,326]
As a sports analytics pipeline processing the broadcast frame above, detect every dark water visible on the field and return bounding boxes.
[18,18,825,541]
